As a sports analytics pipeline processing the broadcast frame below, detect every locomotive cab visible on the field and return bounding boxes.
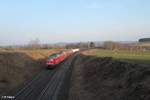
[46,54,59,68]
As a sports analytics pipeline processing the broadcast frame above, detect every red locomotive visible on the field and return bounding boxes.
[46,49,79,68]
[46,51,66,68]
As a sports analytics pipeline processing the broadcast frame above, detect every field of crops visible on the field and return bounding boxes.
[83,49,150,64]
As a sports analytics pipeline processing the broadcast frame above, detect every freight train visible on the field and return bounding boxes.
[46,49,79,68]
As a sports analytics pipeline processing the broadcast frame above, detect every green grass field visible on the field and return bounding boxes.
[84,49,150,64]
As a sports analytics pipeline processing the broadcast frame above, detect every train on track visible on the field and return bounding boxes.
[46,49,79,68]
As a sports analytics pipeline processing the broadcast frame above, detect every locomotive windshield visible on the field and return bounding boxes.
[48,54,59,59]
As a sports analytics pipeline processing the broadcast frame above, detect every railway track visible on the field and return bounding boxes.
[14,69,56,100]
[6,54,78,100]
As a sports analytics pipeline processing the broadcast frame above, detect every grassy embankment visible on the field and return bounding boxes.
[0,49,63,95]
[83,49,150,64]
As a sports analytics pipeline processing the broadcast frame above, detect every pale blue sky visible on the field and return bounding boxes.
[0,0,150,45]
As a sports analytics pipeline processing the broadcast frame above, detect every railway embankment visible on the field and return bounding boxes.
[0,50,58,96]
[69,54,150,100]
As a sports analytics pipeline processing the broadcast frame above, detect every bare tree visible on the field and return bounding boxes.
[28,38,41,49]
[89,42,95,48]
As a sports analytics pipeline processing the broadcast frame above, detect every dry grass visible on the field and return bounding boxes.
[0,49,61,59]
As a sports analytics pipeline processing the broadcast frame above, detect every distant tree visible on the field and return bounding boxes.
[65,42,89,49]
[103,41,123,50]
[28,38,41,49]
[103,41,114,50]
[139,38,150,42]
[89,42,95,48]
[65,43,78,49]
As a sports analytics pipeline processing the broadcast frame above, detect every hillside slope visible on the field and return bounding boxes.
[69,54,150,100]
[0,50,59,95]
